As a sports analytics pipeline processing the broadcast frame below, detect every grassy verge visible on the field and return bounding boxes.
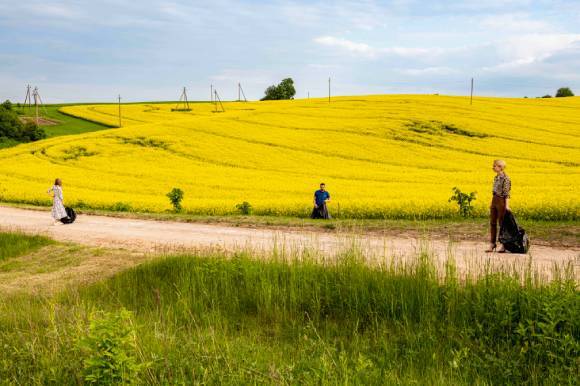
[0,231,53,261]
[0,230,578,384]
[2,201,578,248]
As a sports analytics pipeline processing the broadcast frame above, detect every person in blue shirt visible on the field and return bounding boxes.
[311,183,331,219]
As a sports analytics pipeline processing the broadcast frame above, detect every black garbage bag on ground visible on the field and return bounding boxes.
[499,210,530,254]
[311,203,331,219]
[60,207,77,224]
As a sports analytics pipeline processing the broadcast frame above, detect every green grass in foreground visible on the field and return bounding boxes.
[0,231,52,261]
[0,240,578,384]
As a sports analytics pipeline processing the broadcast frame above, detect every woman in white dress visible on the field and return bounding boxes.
[47,178,67,225]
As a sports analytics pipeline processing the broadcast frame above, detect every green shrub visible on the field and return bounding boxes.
[448,187,477,217]
[77,309,144,384]
[166,187,184,212]
[235,201,253,215]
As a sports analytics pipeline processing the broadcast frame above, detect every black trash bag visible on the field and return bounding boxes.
[60,207,77,224]
[311,203,331,219]
[499,210,530,254]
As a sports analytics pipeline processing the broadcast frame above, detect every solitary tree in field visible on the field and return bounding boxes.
[555,87,574,97]
[261,78,296,101]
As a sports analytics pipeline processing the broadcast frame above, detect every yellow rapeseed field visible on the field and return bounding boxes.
[0,95,578,219]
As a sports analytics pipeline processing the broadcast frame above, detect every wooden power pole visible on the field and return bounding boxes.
[34,88,39,125]
[213,90,225,113]
[237,83,247,102]
[23,85,32,111]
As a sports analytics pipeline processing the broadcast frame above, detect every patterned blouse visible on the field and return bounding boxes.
[492,173,511,198]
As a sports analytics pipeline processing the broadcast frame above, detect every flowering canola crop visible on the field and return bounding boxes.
[0,95,578,220]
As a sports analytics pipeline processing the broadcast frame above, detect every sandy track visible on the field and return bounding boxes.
[1,206,578,281]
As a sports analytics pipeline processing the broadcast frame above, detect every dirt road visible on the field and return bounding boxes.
[1,206,578,280]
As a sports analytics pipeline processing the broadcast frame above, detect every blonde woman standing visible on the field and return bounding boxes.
[486,160,511,253]
[47,178,67,225]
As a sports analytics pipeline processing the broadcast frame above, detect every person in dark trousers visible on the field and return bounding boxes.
[486,160,511,253]
[311,183,331,219]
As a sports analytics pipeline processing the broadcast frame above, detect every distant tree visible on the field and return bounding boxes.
[0,101,23,139]
[555,87,574,97]
[541,94,552,98]
[2,100,12,110]
[261,78,296,101]
[0,100,46,143]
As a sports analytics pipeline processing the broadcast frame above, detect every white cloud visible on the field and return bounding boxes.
[399,66,458,76]
[209,69,276,85]
[313,35,453,59]
[480,13,551,32]
[308,63,341,70]
[25,3,81,19]
[313,36,377,57]
[484,33,580,72]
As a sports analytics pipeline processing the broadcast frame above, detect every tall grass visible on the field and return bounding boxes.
[0,231,53,261]
[0,248,578,384]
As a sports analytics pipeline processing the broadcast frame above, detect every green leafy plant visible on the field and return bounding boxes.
[77,309,144,384]
[166,187,184,212]
[236,201,253,215]
[448,187,477,218]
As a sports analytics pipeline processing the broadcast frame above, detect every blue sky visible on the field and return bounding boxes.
[1,0,579,102]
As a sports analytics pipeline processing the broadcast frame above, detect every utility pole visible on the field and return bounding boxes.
[118,95,122,127]
[328,77,331,103]
[23,85,32,111]
[172,87,191,111]
[213,90,225,112]
[308,91,310,99]
[33,87,39,125]
[238,83,247,102]
[210,84,213,103]
[470,78,474,105]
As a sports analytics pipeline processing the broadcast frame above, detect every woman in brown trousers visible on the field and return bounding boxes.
[486,159,511,253]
